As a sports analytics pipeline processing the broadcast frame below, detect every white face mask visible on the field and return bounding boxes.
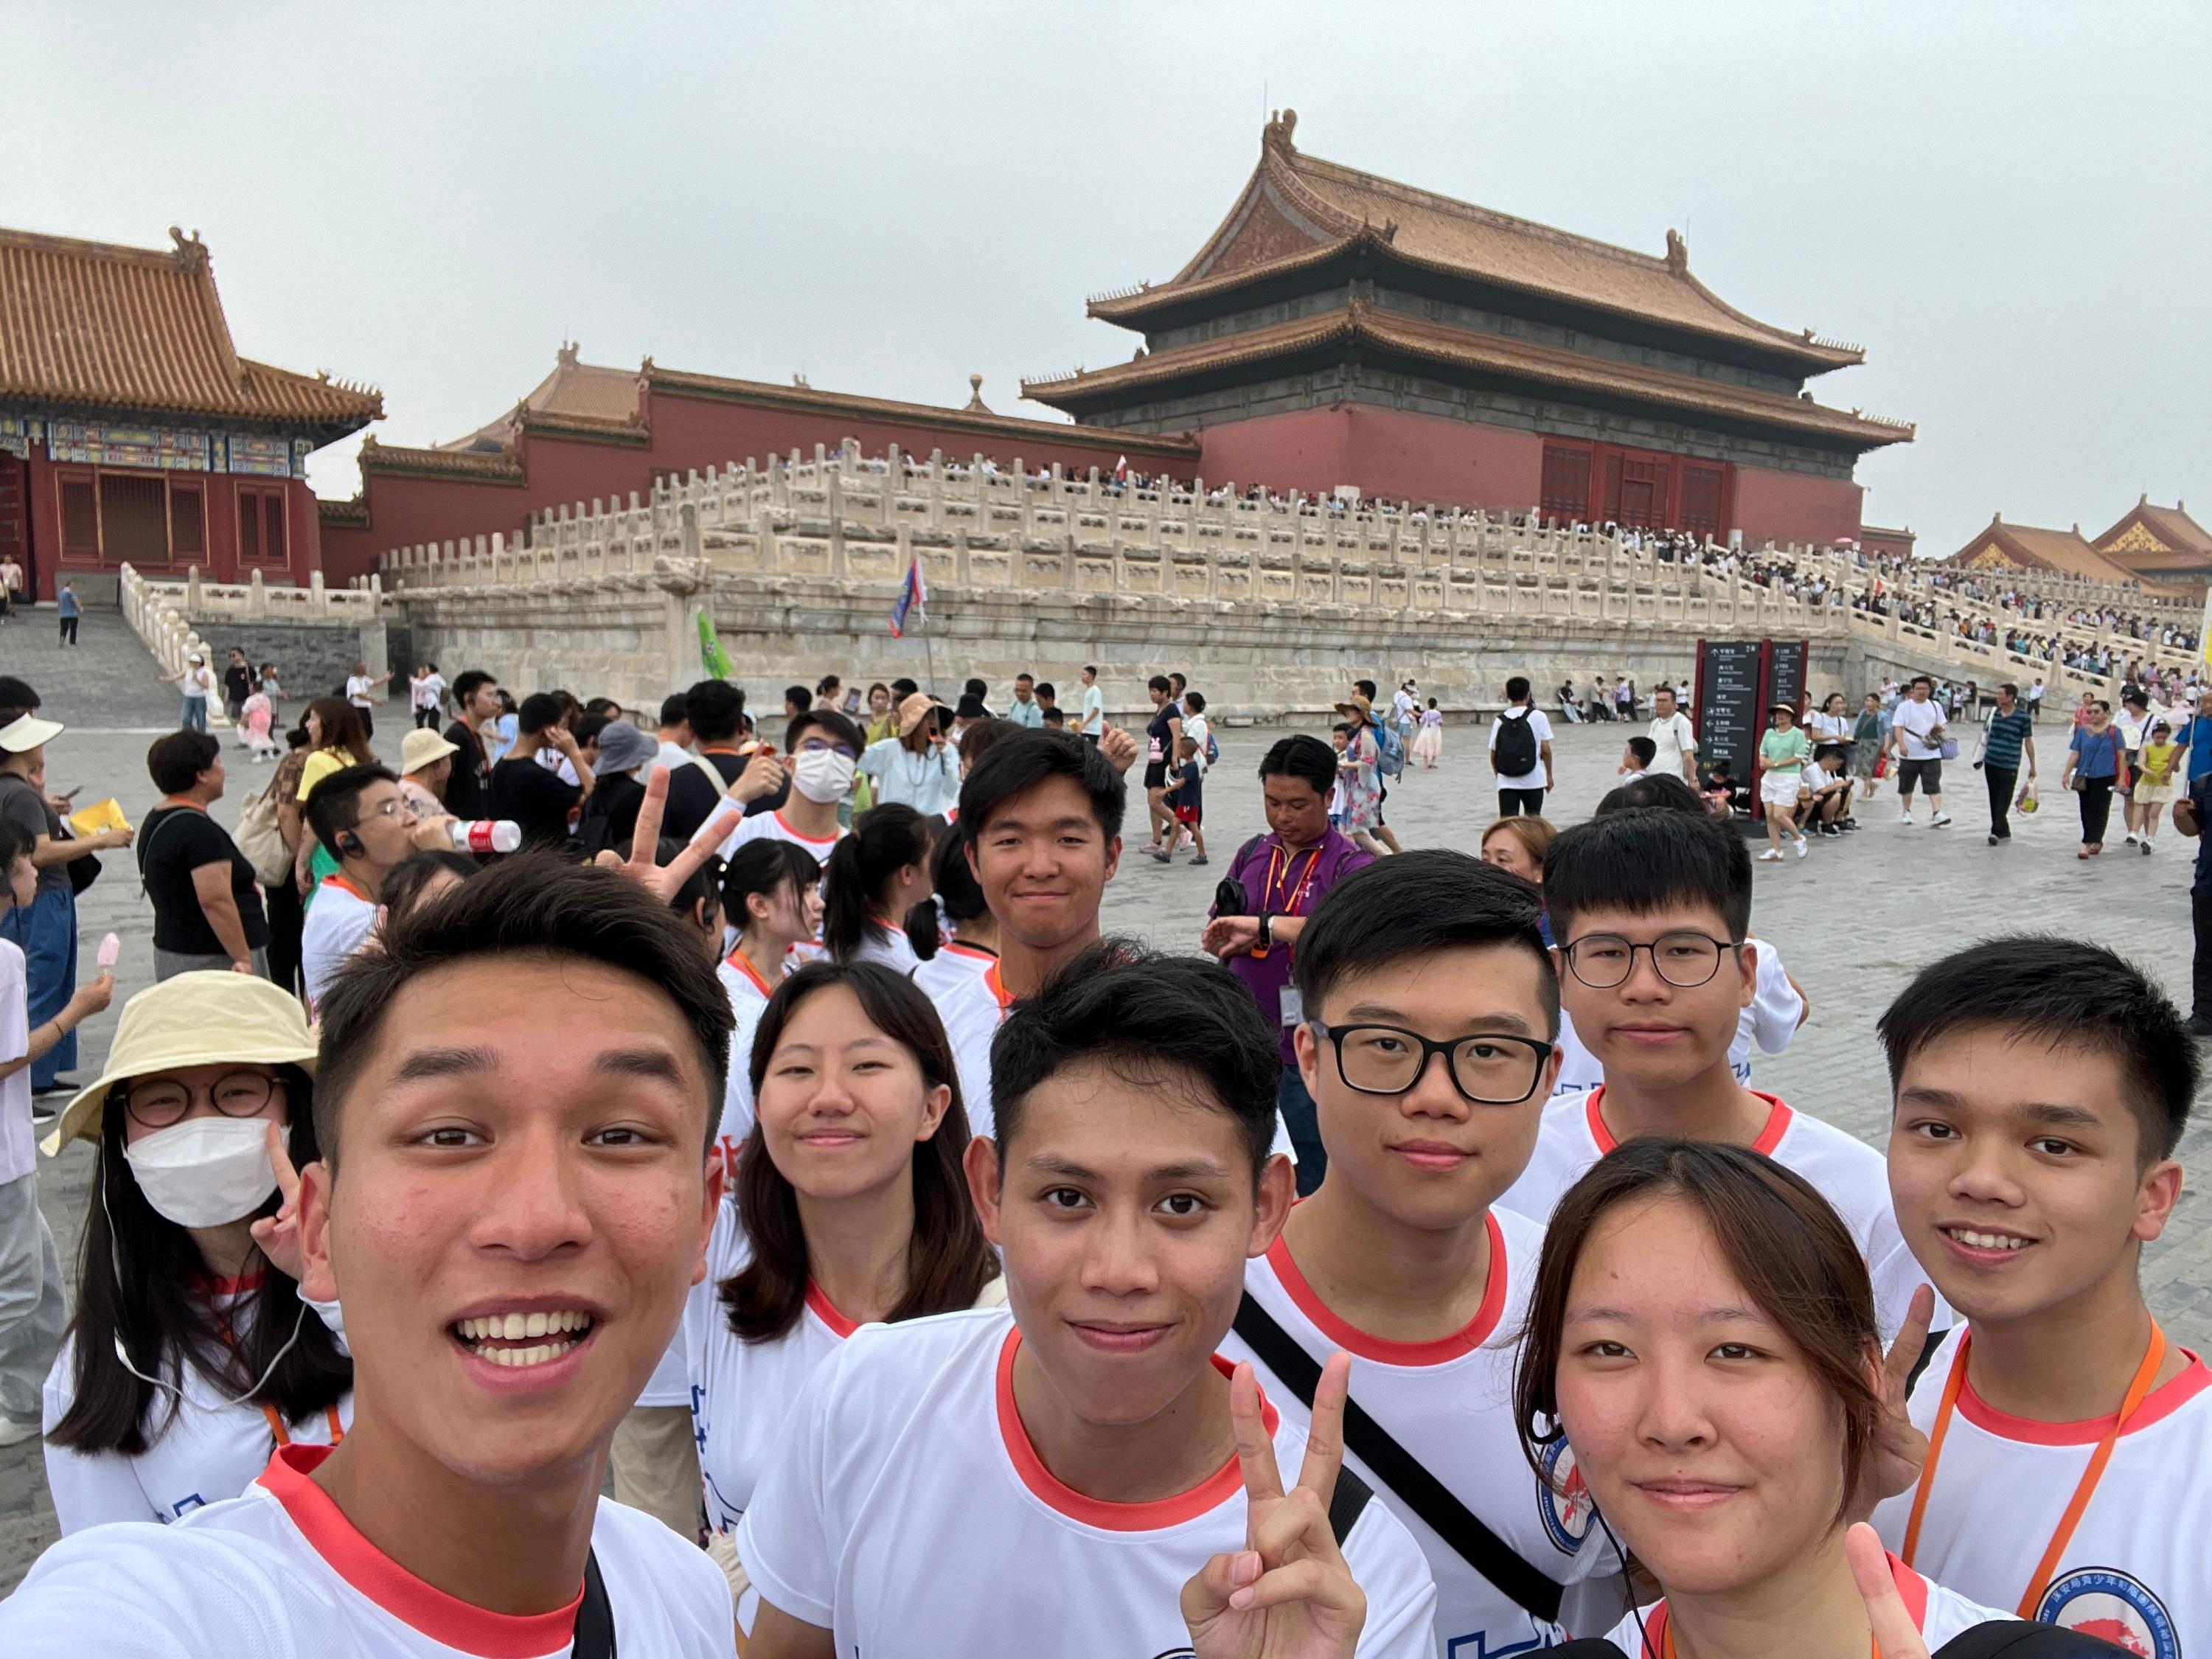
[790,747,857,804]
[122,1116,279,1229]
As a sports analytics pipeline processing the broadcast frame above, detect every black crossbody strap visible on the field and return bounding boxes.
[571,1546,616,1659]
[1325,1462,1372,1546]
[1234,1293,1565,1624]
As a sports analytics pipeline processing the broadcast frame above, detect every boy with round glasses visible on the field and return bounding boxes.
[1220,851,1630,1652]
[1495,808,1943,1352]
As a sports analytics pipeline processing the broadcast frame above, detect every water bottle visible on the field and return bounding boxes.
[448,820,521,855]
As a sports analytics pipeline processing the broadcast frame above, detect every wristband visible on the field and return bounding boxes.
[1257,913,1274,949]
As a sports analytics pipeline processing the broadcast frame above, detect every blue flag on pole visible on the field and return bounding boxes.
[889,557,927,637]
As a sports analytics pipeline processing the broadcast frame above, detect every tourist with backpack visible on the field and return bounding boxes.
[1353,678,1408,853]
[1487,676,1554,816]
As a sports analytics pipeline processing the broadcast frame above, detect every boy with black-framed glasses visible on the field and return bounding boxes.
[1496,807,1943,1352]
[1220,849,1630,1652]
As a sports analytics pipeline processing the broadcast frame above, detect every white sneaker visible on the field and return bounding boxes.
[2125,832,2139,844]
[0,1413,35,1448]
[1795,835,1809,858]
[1899,813,1915,824]
[1759,848,1784,862]
[1929,813,1952,827]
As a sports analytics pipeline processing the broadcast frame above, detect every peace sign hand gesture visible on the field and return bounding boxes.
[1858,1283,1935,1514]
[1180,1353,1367,1659]
[248,1120,305,1284]
[593,766,740,904]
[1847,1523,1930,1659]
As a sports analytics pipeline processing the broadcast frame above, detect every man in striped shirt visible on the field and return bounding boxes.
[1980,682,2037,846]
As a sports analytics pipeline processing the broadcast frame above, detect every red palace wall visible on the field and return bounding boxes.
[16,446,319,600]
[1189,404,1542,510]
[1731,465,1863,549]
[319,387,1194,585]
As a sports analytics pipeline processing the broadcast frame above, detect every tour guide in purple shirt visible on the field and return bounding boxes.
[1200,733,1373,1194]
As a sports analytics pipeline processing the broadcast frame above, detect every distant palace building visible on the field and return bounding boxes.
[3,114,1917,591]
[0,226,380,601]
[1947,501,2211,600]
[1023,111,1911,548]
[2092,496,2212,598]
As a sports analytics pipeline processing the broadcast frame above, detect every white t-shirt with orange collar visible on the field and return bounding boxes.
[41,1274,349,1533]
[1599,1553,2002,1655]
[930,955,1013,1142]
[912,941,997,1005]
[1222,1205,1627,1653]
[1873,1325,2212,1656]
[0,1442,733,1657]
[713,946,781,1172]
[737,1305,1439,1656]
[1494,1087,1941,1348]
[299,875,379,1016]
[713,807,843,866]
[681,1200,856,1636]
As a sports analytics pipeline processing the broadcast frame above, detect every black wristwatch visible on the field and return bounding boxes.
[1257,912,1275,948]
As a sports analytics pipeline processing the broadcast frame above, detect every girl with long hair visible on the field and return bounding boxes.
[859,693,959,816]
[819,803,933,974]
[283,698,378,902]
[714,839,824,1172]
[1514,1139,2013,1656]
[683,961,1000,1630]
[40,973,349,1531]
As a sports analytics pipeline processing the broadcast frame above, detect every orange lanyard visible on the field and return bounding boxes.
[1249,844,1322,960]
[258,1401,345,1447]
[211,1301,345,1451]
[1902,1321,2166,1618]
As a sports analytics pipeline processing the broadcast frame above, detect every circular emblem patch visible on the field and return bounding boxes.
[1537,1435,1595,1552]
[2035,1567,2177,1659]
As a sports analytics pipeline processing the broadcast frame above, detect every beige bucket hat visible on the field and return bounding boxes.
[43,970,318,1155]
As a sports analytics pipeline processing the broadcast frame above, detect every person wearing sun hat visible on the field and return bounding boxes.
[859,691,958,815]
[1329,690,1385,853]
[35,971,349,1530]
[1,712,129,1095]
[394,724,460,821]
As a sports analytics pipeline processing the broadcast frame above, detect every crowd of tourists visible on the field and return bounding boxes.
[0,642,2205,1658]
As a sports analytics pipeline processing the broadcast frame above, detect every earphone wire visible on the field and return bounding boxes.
[1593,1503,1653,1658]
[102,1164,309,1409]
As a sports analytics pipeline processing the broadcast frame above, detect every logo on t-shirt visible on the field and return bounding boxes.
[2036,1567,2177,1658]
[1536,1436,1594,1552]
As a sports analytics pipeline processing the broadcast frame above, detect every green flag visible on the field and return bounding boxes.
[697,608,734,680]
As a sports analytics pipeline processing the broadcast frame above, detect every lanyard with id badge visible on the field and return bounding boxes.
[1219,842,1324,1030]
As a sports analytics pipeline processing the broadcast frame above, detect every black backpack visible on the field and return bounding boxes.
[1495,709,1539,777]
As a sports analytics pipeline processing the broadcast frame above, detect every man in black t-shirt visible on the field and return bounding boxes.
[490,693,591,851]
[441,669,501,821]
[139,730,271,978]
[661,680,782,841]
[220,650,253,725]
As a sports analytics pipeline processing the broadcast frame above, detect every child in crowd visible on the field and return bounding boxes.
[1700,757,1739,818]
[1157,733,1207,866]
[237,684,279,762]
[2134,717,2180,850]
[1329,723,1355,828]
[1617,735,1655,782]
[1873,937,2211,1648]
[1495,807,1941,1351]
[1411,698,1444,768]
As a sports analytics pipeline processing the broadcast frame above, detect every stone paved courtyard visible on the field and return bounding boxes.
[3,615,2208,1590]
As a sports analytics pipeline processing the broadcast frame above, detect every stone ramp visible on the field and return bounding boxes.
[4,601,188,729]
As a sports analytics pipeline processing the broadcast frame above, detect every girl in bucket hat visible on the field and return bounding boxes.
[38,970,349,1531]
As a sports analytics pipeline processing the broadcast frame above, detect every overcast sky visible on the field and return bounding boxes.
[7,1,2205,557]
